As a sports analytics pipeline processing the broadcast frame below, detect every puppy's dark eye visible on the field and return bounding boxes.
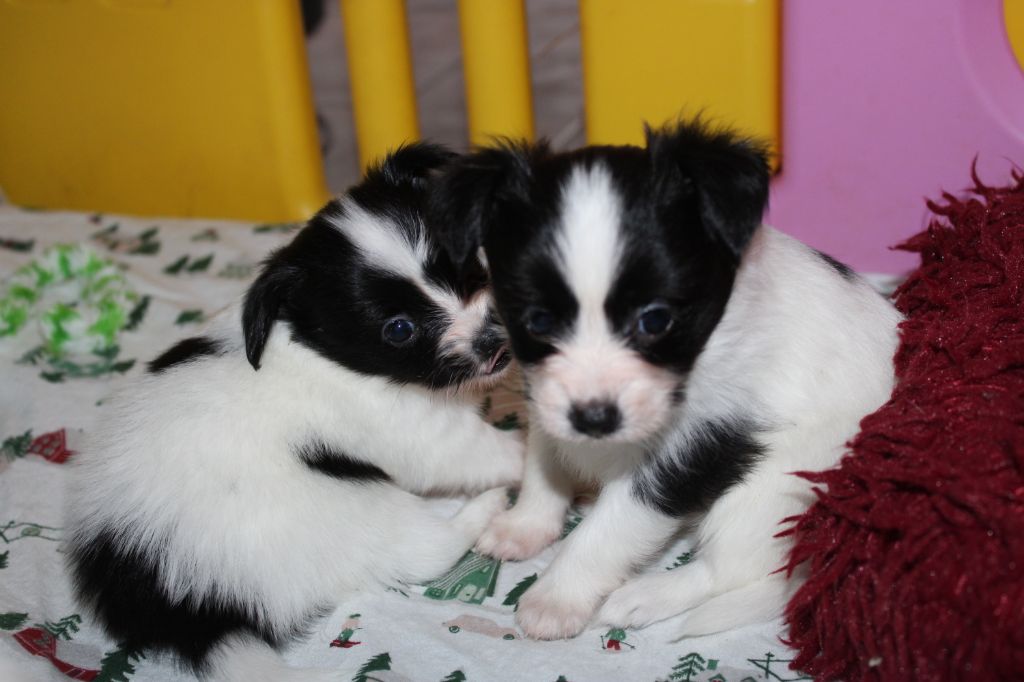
[382,318,416,346]
[636,304,672,338]
[524,308,556,339]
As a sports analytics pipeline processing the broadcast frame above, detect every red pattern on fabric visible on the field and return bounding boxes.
[27,429,73,463]
[12,628,99,681]
[782,170,1024,681]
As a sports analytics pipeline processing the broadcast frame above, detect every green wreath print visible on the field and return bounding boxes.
[0,244,138,359]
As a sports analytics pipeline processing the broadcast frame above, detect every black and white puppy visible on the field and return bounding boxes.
[430,121,901,640]
[66,144,522,680]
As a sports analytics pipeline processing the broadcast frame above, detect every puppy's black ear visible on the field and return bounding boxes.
[242,255,300,370]
[370,141,459,189]
[429,140,547,274]
[646,119,771,259]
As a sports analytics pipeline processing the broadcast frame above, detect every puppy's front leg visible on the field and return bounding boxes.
[392,402,524,494]
[324,391,524,494]
[475,427,574,560]
[514,477,679,640]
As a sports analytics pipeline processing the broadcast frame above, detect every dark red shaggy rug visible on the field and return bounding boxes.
[782,170,1024,681]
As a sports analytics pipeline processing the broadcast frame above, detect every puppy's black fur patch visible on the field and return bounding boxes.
[297,441,390,482]
[814,249,857,281]
[632,419,765,518]
[242,143,495,389]
[67,528,286,674]
[148,336,224,374]
[428,120,770,375]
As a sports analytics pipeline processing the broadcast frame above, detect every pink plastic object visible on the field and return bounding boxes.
[768,0,1024,273]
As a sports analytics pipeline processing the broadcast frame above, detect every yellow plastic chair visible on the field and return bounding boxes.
[0,0,329,222]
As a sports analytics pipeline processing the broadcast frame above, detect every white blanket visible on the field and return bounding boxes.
[0,204,806,682]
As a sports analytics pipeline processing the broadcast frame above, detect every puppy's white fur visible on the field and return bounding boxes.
[480,223,900,639]
[68,305,519,678]
[66,172,527,681]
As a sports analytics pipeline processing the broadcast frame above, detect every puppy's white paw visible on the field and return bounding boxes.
[454,487,512,539]
[475,508,562,560]
[515,576,598,640]
[597,573,687,629]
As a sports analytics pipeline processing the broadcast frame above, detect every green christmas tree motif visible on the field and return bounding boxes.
[95,644,145,682]
[502,573,537,609]
[561,506,584,538]
[25,343,135,382]
[670,652,707,681]
[441,671,467,682]
[175,309,205,325]
[0,236,35,252]
[187,254,214,272]
[163,256,188,274]
[253,222,301,234]
[666,551,693,570]
[123,295,151,331]
[91,224,160,254]
[38,614,83,640]
[353,652,392,682]
[1,430,33,461]
[164,253,214,275]
[747,652,812,681]
[492,413,521,430]
[0,612,28,630]
[132,228,161,255]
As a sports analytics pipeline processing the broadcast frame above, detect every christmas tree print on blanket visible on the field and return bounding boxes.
[666,551,693,570]
[91,223,161,255]
[94,645,145,682]
[501,573,537,610]
[666,652,719,681]
[163,253,214,275]
[560,506,584,538]
[352,652,415,682]
[0,236,35,252]
[20,344,136,383]
[0,612,29,630]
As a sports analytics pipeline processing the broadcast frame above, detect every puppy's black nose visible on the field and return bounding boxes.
[473,328,505,360]
[569,401,621,438]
